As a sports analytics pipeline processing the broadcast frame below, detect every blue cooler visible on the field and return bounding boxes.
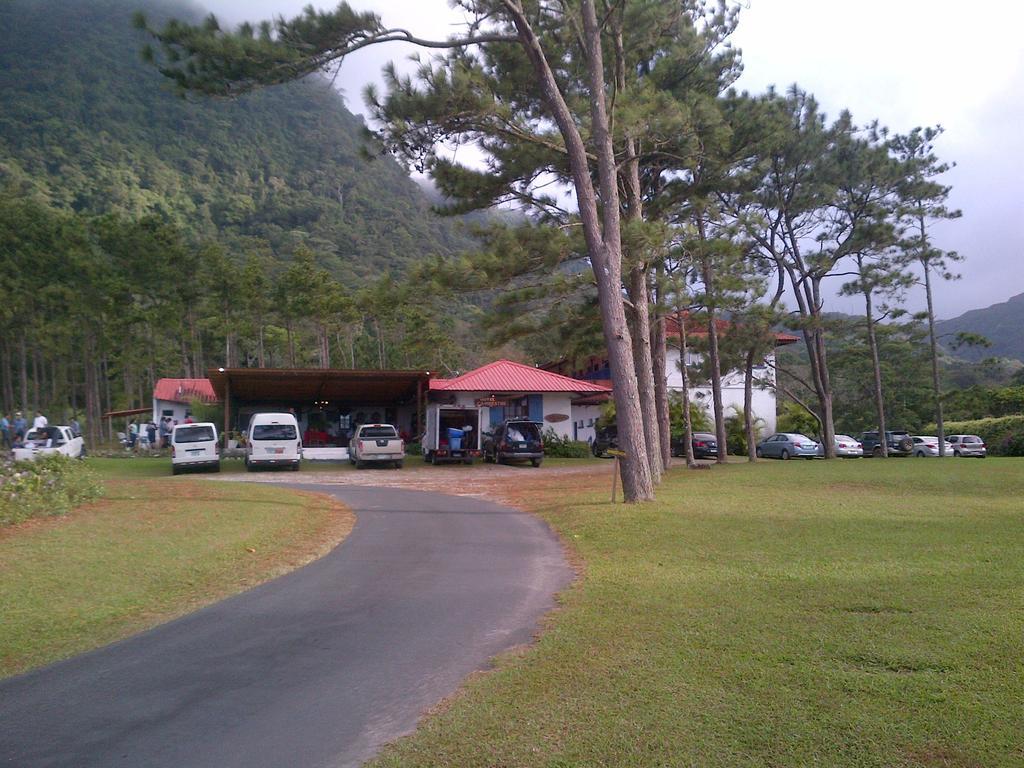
[447,427,465,450]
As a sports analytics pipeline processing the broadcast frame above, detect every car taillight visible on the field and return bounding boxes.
[695,441,705,448]
[792,442,802,448]
[171,446,175,457]
[499,441,508,450]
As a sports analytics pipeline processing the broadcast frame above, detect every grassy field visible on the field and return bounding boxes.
[369,458,1024,767]
[0,473,353,678]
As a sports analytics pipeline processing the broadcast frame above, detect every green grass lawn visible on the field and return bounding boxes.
[0,475,352,678]
[369,458,1024,767]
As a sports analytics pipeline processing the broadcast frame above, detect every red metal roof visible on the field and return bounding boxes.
[431,360,611,393]
[664,315,799,346]
[153,378,217,404]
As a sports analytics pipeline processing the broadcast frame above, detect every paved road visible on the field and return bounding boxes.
[0,485,570,768]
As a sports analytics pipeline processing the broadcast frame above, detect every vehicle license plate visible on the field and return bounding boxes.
[517,442,527,449]
[188,449,203,455]
[266,447,284,454]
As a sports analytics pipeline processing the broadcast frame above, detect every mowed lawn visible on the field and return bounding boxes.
[0,467,353,678]
[370,458,1024,767]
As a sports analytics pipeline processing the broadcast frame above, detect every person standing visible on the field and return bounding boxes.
[13,411,27,440]
[70,415,82,437]
[158,417,170,449]
[33,411,48,431]
[128,421,138,448]
[147,421,157,449]
[1,413,11,449]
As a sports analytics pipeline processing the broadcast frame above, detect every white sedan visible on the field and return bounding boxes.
[13,426,85,461]
[912,436,954,457]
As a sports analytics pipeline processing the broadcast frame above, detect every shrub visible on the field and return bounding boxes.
[929,415,1024,457]
[542,428,591,458]
[405,441,423,456]
[0,455,104,526]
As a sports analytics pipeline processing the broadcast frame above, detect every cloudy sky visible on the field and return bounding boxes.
[201,0,1024,319]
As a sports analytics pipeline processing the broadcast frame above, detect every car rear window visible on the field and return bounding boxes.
[174,425,215,443]
[252,424,297,440]
[506,422,540,442]
[360,426,398,439]
[964,436,981,443]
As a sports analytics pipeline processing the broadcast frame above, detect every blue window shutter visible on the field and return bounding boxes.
[528,394,544,422]
[490,406,503,428]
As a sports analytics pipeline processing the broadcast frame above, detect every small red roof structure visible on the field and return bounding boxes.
[431,360,611,393]
[153,378,217,404]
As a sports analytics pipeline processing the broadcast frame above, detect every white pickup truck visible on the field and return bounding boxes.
[349,424,405,469]
[13,426,85,461]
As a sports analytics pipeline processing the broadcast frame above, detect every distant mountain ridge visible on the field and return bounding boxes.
[0,0,473,281]
[936,292,1024,362]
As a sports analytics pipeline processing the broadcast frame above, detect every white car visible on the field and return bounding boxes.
[171,422,220,475]
[912,436,955,457]
[13,426,85,461]
[245,412,302,471]
[818,434,864,458]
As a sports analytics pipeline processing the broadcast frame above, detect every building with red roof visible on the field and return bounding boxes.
[429,359,610,440]
[152,378,217,424]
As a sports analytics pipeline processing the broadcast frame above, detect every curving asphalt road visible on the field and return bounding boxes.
[0,485,570,768]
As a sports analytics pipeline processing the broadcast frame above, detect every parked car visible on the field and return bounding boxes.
[484,419,545,467]
[591,425,618,458]
[817,434,864,458]
[669,432,719,459]
[245,412,301,471]
[12,426,85,461]
[171,422,220,475]
[946,434,987,458]
[756,433,820,460]
[859,430,914,457]
[911,435,955,457]
[350,424,405,469]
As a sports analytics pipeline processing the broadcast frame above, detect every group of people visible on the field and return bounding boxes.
[0,410,70,451]
[126,415,191,450]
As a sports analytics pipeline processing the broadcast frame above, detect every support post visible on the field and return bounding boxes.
[223,376,231,451]
[416,376,424,438]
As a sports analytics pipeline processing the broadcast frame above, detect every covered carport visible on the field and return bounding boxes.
[208,368,430,458]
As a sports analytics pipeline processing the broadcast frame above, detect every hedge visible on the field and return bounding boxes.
[927,415,1024,457]
[0,455,104,526]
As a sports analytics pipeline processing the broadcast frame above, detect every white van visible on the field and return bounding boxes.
[245,412,302,471]
[171,422,220,475]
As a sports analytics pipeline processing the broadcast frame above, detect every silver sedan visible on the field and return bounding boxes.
[817,434,863,458]
[912,436,955,457]
[756,433,821,460]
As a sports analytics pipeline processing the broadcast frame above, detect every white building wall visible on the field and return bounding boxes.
[152,399,191,424]
[665,349,778,437]
[571,404,605,444]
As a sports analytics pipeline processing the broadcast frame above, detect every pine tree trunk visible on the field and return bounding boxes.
[651,306,671,471]
[922,259,945,455]
[1,340,13,413]
[505,0,653,501]
[32,344,40,413]
[675,311,697,468]
[627,267,661,483]
[864,286,888,457]
[19,333,28,412]
[744,348,757,462]
[697,242,728,464]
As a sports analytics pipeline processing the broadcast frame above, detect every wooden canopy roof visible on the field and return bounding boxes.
[208,368,430,406]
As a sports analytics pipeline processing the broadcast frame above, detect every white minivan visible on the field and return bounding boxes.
[245,412,302,471]
[171,422,220,475]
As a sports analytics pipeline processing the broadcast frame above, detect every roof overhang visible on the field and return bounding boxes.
[208,368,430,406]
[103,407,152,419]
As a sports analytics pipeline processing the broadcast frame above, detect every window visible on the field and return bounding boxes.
[503,397,528,421]
[506,422,540,442]
[174,426,215,443]
[252,424,297,441]
[359,426,398,439]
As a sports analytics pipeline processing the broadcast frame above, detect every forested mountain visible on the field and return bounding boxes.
[0,0,473,281]
[936,292,1024,363]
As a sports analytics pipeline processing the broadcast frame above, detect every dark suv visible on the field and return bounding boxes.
[591,425,618,458]
[859,430,914,457]
[484,419,545,467]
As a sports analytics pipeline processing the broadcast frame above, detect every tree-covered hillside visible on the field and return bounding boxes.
[0,0,472,281]
[936,292,1024,363]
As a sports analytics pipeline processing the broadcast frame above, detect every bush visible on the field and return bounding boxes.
[929,415,1024,457]
[542,428,591,458]
[0,455,104,526]
[405,441,423,456]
